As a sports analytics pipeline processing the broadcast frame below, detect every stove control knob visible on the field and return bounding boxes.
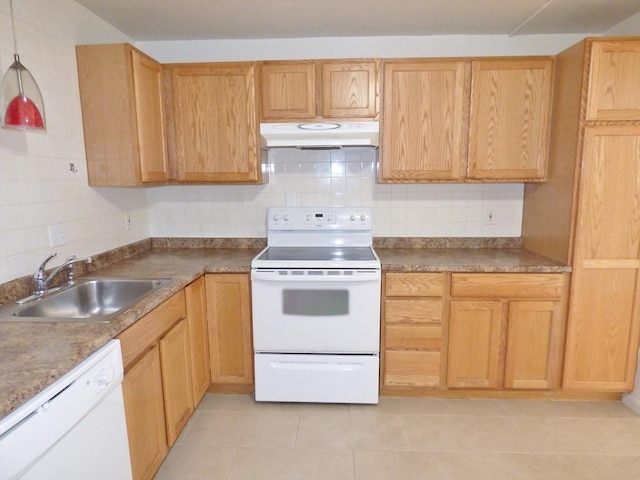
[273,214,280,221]
[284,214,290,221]
[360,214,366,221]
[350,214,356,221]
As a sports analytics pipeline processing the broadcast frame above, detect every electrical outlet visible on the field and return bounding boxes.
[124,212,133,230]
[48,224,67,247]
[484,207,496,225]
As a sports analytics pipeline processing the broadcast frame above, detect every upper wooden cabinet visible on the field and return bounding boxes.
[77,43,169,186]
[261,61,317,120]
[167,62,263,183]
[585,40,640,121]
[379,56,554,183]
[468,58,553,180]
[380,60,469,182]
[260,59,378,121]
[322,61,378,118]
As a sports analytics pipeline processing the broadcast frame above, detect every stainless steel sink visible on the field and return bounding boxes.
[1,278,171,323]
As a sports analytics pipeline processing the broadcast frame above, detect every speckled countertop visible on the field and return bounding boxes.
[376,248,570,273]
[0,240,569,419]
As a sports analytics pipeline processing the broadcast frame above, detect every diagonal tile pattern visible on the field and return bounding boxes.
[154,394,640,480]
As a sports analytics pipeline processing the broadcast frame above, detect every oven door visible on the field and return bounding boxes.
[251,268,381,353]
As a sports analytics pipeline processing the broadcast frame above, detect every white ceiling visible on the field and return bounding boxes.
[75,0,640,41]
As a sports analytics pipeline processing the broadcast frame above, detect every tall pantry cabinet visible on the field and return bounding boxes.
[522,38,640,392]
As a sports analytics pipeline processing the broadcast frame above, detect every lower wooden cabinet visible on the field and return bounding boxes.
[121,344,167,480]
[447,273,567,390]
[447,300,503,388]
[382,273,446,390]
[159,318,193,446]
[205,274,254,390]
[185,276,211,404]
[118,289,196,480]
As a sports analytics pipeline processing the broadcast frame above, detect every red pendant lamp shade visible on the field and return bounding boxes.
[2,0,46,131]
[5,93,44,129]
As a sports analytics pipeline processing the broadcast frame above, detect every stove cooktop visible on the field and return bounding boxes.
[255,246,377,262]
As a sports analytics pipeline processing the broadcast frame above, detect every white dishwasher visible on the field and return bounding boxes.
[0,339,132,480]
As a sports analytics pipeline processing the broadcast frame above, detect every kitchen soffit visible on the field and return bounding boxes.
[74,0,640,41]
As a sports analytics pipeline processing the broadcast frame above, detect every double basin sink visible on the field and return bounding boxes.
[0,278,171,323]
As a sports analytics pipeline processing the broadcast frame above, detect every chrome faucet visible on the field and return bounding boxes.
[32,253,93,297]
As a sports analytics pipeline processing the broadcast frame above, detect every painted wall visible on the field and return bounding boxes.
[0,0,146,284]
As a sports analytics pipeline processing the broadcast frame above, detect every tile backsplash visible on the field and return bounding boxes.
[147,147,523,238]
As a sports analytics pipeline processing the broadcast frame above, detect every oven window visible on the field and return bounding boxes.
[282,289,349,316]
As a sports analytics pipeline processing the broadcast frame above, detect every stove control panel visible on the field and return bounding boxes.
[267,207,372,231]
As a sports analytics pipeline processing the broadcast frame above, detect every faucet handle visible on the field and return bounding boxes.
[35,253,57,278]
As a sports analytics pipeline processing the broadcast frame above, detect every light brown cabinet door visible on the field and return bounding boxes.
[322,60,378,118]
[170,62,260,182]
[586,40,640,121]
[468,58,553,180]
[131,49,169,183]
[206,274,254,386]
[504,301,564,389]
[185,276,211,405]
[159,318,194,446]
[447,300,503,388]
[261,61,317,120]
[380,60,469,181]
[122,345,168,480]
[563,126,640,391]
[76,43,169,186]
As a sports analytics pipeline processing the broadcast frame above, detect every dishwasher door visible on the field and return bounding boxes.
[0,340,132,480]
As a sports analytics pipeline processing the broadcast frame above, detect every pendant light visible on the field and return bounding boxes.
[2,0,46,131]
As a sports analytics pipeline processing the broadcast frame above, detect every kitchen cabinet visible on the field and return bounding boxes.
[167,62,264,183]
[158,318,193,446]
[447,273,566,390]
[522,37,640,392]
[205,274,254,391]
[121,344,167,480]
[261,61,317,120]
[185,276,211,405]
[468,58,553,180]
[381,273,446,390]
[563,125,640,391]
[260,59,378,121]
[380,60,469,181]
[118,290,194,480]
[76,43,169,186]
[379,56,553,183]
[585,41,640,121]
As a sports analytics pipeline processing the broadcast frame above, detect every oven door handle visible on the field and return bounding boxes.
[267,360,367,372]
[251,270,380,282]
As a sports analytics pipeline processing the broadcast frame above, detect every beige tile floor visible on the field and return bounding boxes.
[154,394,640,480]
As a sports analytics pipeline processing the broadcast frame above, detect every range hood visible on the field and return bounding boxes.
[260,121,379,148]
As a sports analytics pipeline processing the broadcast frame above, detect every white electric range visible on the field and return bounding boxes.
[251,207,381,404]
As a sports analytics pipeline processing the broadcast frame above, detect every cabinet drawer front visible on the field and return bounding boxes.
[118,290,186,368]
[386,325,442,350]
[385,298,442,324]
[451,273,565,298]
[385,273,444,297]
[384,350,441,387]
